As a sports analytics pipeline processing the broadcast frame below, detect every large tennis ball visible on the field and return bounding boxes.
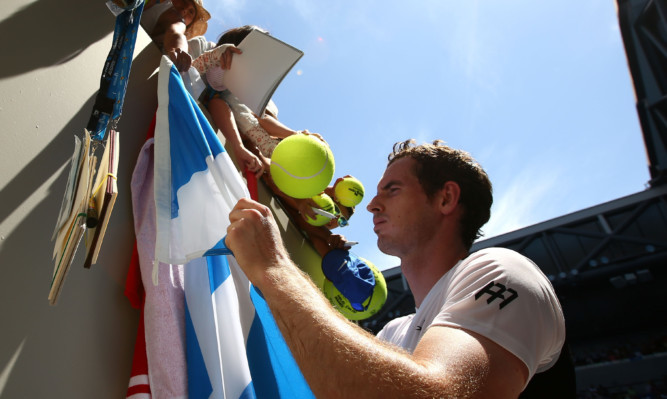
[334,176,365,207]
[307,193,336,226]
[322,258,387,321]
[270,135,335,199]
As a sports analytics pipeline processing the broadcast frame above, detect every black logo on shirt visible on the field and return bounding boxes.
[415,318,425,332]
[474,281,518,309]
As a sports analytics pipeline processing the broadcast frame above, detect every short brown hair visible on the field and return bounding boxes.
[217,25,268,46]
[388,139,493,249]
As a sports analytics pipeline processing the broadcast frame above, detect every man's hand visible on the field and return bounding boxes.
[226,198,290,286]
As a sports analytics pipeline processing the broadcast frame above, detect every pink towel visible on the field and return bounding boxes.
[130,135,187,398]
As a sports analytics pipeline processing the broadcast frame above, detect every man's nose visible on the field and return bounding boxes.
[366,195,381,213]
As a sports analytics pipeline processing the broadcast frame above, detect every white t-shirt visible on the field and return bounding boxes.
[377,247,565,383]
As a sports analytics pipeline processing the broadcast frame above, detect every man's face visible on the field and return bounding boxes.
[366,157,441,257]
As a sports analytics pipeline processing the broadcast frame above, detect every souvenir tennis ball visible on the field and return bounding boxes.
[334,176,365,207]
[270,134,335,199]
[307,193,336,227]
[322,258,387,321]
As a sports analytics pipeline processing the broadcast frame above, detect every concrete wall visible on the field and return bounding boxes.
[0,0,160,397]
[0,1,323,397]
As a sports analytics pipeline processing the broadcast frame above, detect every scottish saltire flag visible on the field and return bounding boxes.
[185,256,314,398]
[154,56,313,398]
[154,57,246,266]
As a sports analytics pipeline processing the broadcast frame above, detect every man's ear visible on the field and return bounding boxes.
[439,181,461,216]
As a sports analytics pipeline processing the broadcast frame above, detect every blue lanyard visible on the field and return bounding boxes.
[87,1,144,141]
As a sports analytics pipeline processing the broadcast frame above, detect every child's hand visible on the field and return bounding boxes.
[235,146,264,178]
[295,198,318,222]
[220,46,242,70]
[326,234,347,250]
[300,130,327,145]
[168,48,192,72]
[328,175,354,201]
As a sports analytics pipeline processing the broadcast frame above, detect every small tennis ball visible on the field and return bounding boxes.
[322,258,387,321]
[270,135,335,199]
[334,177,365,207]
[307,193,336,226]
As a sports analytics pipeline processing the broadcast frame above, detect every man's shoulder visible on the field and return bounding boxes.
[452,246,553,301]
[465,247,538,270]
[470,246,523,258]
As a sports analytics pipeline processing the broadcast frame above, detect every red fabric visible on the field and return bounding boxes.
[125,117,156,398]
[124,242,143,309]
[145,112,157,140]
[125,243,151,398]
[245,169,258,201]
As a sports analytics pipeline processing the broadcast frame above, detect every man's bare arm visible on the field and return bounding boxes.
[226,199,528,398]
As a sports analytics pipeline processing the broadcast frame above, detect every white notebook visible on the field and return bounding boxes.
[222,30,304,116]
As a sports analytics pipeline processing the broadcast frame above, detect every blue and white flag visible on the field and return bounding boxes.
[154,56,313,398]
[185,256,314,398]
[154,57,246,266]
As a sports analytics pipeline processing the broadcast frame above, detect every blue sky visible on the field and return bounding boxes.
[203,1,649,271]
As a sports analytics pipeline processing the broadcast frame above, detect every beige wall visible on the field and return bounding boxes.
[0,1,323,397]
[0,0,159,397]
